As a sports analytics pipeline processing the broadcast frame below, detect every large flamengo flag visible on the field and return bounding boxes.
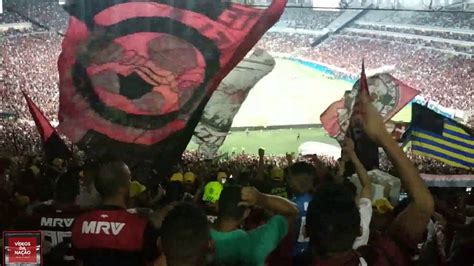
[192,49,275,158]
[57,0,287,174]
[320,73,420,142]
[23,92,72,160]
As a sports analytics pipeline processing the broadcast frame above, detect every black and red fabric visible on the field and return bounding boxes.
[32,204,85,266]
[347,61,379,173]
[312,232,412,266]
[23,92,72,160]
[58,0,287,175]
[71,206,159,266]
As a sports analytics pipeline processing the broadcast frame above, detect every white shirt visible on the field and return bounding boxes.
[353,198,373,249]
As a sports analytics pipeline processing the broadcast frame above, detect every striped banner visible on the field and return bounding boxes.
[412,123,474,170]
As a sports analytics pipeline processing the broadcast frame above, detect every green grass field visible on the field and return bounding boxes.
[187,58,412,155]
[187,127,338,155]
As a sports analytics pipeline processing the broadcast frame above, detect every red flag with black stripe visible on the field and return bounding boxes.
[23,92,72,160]
[348,61,379,172]
[58,0,287,174]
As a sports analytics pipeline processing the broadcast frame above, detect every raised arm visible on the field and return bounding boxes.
[256,148,265,181]
[240,187,298,219]
[344,138,372,200]
[359,91,434,246]
[334,157,347,183]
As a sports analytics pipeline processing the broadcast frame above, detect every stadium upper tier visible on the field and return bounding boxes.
[1,1,473,143]
[0,10,27,24]
[257,32,473,111]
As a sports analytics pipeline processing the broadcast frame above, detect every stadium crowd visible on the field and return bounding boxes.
[1,95,473,266]
[277,9,341,30]
[257,32,473,111]
[0,10,27,24]
[352,23,474,42]
[4,0,69,33]
[1,4,472,175]
[1,33,62,121]
[359,10,474,30]
[1,5,473,266]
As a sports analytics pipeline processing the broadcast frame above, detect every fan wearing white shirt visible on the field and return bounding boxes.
[339,137,373,249]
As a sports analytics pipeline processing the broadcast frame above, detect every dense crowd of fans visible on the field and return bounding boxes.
[0,10,27,24]
[4,0,69,33]
[1,4,473,265]
[1,4,473,177]
[342,30,474,54]
[353,23,474,42]
[277,9,341,30]
[1,97,473,266]
[1,33,62,121]
[359,10,474,29]
[257,32,473,110]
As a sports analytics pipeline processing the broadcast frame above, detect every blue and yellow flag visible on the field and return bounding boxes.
[408,104,473,169]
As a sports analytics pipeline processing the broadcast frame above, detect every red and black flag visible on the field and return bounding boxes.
[23,92,72,160]
[57,0,287,174]
[346,61,380,174]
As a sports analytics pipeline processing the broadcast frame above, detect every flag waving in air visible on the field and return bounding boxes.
[193,48,276,158]
[23,92,72,160]
[57,0,287,174]
[321,72,420,141]
[347,61,380,172]
[407,103,473,170]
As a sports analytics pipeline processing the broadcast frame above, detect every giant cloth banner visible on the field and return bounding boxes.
[192,49,275,158]
[57,0,287,174]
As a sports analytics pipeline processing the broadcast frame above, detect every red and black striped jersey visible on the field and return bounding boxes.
[71,205,159,266]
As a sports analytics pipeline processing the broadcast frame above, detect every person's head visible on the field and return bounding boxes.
[288,162,316,194]
[94,159,132,204]
[55,170,80,204]
[306,182,361,257]
[217,171,227,184]
[170,172,184,183]
[163,181,186,204]
[271,167,285,182]
[202,181,223,204]
[161,202,213,266]
[235,171,252,186]
[217,186,249,222]
[129,180,148,207]
[81,161,99,187]
[183,172,196,193]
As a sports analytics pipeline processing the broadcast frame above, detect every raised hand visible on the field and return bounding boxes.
[238,187,262,207]
[342,137,356,160]
[358,90,389,144]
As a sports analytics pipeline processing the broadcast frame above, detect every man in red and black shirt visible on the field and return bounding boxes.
[32,170,85,266]
[71,160,159,266]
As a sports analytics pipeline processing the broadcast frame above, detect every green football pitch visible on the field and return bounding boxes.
[187,127,339,155]
[187,58,412,155]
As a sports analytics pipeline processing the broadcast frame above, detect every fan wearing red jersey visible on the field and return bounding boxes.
[31,170,84,266]
[71,160,160,266]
